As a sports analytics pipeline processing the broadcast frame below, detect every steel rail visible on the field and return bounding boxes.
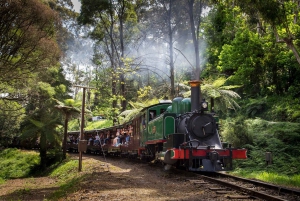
[215,172,300,196]
[196,174,290,201]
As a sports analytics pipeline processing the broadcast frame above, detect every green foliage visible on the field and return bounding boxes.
[48,157,110,200]
[22,114,61,147]
[85,119,113,130]
[119,108,142,124]
[118,99,161,124]
[64,99,76,106]
[203,78,241,113]
[22,81,66,169]
[68,118,80,131]
[40,158,83,199]
[50,159,79,181]
[221,116,253,148]
[225,118,300,175]
[0,100,25,142]
[237,96,300,122]
[231,170,300,188]
[0,0,61,84]
[37,82,56,97]
[266,96,300,122]
[78,0,110,25]
[218,29,265,97]
[104,106,121,122]
[244,98,267,117]
[209,1,300,99]
[181,79,241,115]
[68,118,113,131]
[48,157,110,199]
[137,86,152,99]
[0,149,40,179]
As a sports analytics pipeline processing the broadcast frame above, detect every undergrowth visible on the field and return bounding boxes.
[237,96,300,122]
[0,149,101,200]
[222,96,300,187]
[0,148,40,180]
[47,156,106,200]
[224,117,300,176]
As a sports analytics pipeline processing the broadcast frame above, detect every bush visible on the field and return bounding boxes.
[221,116,253,148]
[226,118,300,175]
[237,96,300,122]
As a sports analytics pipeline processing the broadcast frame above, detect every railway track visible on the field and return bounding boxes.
[188,172,300,201]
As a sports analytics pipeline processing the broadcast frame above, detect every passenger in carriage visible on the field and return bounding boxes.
[67,135,72,144]
[119,128,126,144]
[88,136,93,145]
[94,134,100,146]
[129,124,133,132]
[103,131,111,145]
[125,125,133,145]
[99,132,104,145]
[113,130,121,146]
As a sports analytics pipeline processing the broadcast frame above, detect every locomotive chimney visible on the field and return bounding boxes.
[189,80,201,111]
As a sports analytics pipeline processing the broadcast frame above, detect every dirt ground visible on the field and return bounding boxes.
[0,154,220,201]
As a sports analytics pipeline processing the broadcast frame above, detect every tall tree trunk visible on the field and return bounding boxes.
[119,2,126,112]
[62,114,69,160]
[286,39,300,65]
[39,130,47,169]
[108,0,117,117]
[168,0,175,99]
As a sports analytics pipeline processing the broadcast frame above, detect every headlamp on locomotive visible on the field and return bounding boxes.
[200,99,208,111]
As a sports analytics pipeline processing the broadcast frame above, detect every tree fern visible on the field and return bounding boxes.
[182,78,241,113]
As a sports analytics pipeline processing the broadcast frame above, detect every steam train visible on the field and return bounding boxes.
[67,81,247,172]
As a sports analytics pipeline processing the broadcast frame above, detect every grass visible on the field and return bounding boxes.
[231,169,300,188]
[0,148,40,179]
[48,176,84,200]
[48,156,107,200]
[50,159,79,182]
[0,177,4,185]
[48,159,85,199]
[0,148,108,200]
